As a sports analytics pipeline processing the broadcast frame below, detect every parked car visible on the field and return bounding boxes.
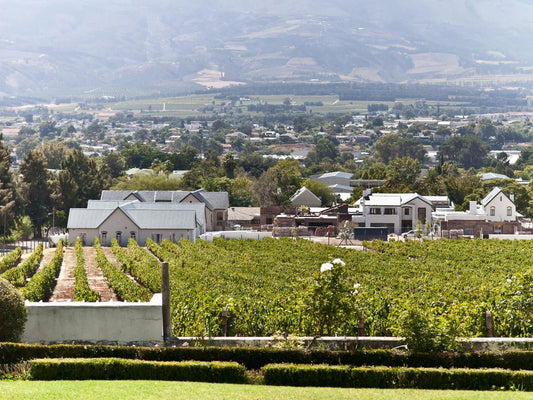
[402,230,416,238]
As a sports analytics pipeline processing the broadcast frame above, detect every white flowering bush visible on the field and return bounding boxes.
[300,258,360,336]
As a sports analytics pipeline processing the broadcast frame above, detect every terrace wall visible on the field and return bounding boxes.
[22,294,163,345]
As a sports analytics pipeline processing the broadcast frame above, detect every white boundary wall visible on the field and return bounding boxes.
[22,294,163,345]
[488,234,533,240]
[200,231,272,242]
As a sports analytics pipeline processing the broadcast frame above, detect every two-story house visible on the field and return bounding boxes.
[352,191,434,234]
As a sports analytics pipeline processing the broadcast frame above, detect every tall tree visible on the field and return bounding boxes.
[438,135,490,170]
[373,133,427,164]
[19,150,50,237]
[57,150,110,214]
[0,136,15,237]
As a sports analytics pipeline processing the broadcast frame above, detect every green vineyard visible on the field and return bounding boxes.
[4,237,533,347]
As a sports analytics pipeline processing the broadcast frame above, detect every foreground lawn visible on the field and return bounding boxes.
[1,381,533,400]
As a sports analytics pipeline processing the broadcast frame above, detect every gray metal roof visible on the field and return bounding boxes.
[481,187,504,207]
[86,200,206,228]
[121,209,197,229]
[67,209,114,229]
[100,190,228,209]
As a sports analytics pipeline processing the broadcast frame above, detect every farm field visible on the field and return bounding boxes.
[0,381,531,400]
[4,237,533,341]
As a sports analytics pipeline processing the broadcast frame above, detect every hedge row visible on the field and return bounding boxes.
[0,247,21,274]
[23,241,63,301]
[74,238,100,302]
[6,343,533,371]
[262,363,533,390]
[1,244,43,287]
[28,358,246,383]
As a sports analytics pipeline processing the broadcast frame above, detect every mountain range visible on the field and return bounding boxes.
[2,0,533,99]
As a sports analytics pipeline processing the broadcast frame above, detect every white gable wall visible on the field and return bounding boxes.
[484,193,516,222]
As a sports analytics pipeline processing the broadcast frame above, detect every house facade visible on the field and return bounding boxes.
[67,202,204,246]
[436,187,521,238]
[353,191,435,235]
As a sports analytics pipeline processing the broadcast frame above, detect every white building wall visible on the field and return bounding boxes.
[22,294,163,345]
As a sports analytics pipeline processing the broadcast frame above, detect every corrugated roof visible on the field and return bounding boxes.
[86,200,206,228]
[67,209,114,229]
[481,187,503,207]
[121,209,197,229]
[100,190,228,209]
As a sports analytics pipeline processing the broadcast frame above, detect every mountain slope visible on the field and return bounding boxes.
[1,0,533,97]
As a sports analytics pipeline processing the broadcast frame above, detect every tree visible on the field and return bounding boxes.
[305,137,340,165]
[252,159,303,205]
[101,152,125,179]
[39,121,58,138]
[35,141,74,170]
[373,134,427,164]
[19,151,50,237]
[302,179,336,207]
[223,153,237,179]
[438,135,490,170]
[57,150,110,214]
[112,171,181,191]
[443,172,482,211]
[383,157,422,192]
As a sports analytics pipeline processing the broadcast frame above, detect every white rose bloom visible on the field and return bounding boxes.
[506,278,512,283]
[354,283,361,289]
[320,263,333,273]
[332,258,346,266]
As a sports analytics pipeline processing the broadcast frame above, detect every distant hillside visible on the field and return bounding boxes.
[1,0,533,99]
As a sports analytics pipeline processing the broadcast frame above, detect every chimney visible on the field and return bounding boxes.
[510,193,515,203]
[469,201,477,215]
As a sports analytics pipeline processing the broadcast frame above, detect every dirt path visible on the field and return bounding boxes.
[83,247,118,302]
[36,247,57,273]
[49,247,75,302]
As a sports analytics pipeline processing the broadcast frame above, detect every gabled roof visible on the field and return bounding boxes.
[100,190,229,210]
[481,187,506,207]
[67,209,115,229]
[356,193,433,208]
[479,173,510,181]
[290,186,321,203]
[86,200,206,228]
[318,171,353,180]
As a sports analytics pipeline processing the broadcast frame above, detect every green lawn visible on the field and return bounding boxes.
[1,381,533,400]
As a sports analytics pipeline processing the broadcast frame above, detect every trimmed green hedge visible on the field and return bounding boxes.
[0,247,22,274]
[262,363,533,390]
[6,343,533,371]
[23,241,63,301]
[1,244,43,287]
[28,358,246,382]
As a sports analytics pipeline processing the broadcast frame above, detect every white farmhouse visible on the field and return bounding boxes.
[67,201,204,246]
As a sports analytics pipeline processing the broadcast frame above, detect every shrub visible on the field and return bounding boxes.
[74,238,100,302]
[0,247,22,274]
[1,244,43,287]
[0,278,27,342]
[28,358,246,383]
[23,241,63,301]
[262,363,533,390]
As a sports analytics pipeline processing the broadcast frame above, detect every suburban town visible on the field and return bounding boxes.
[6,1,533,398]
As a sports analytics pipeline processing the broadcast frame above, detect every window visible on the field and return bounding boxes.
[494,225,502,234]
[507,206,512,217]
[490,206,496,216]
[384,208,397,215]
[369,208,381,215]
[152,233,161,244]
[130,231,136,241]
[115,231,122,244]
[101,232,107,245]
[404,208,410,216]
[464,226,474,236]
